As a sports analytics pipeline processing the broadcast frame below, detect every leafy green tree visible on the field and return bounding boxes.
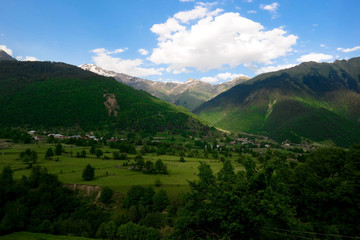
[117,222,159,240]
[154,178,162,187]
[128,144,137,154]
[47,135,54,143]
[113,151,120,160]
[45,148,54,160]
[82,164,95,181]
[19,149,37,166]
[55,143,63,155]
[119,153,127,160]
[134,155,144,169]
[141,212,166,229]
[173,158,297,239]
[153,189,169,212]
[212,151,219,159]
[95,149,103,158]
[124,185,146,209]
[100,187,113,204]
[95,223,107,239]
[105,220,117,240]
[30,150,37,163]
[155,159,167,174]
[124,185,155,211]
[144,161,154,174]
[89,145,96,155]
[38,219,54,234]
[25,148,32,156]
[22,155,30,164]
[0,200,28,232]
[0,166,13,185]
[81,150,87,158]
[291,146,360,236]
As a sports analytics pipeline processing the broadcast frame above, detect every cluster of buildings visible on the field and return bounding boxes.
[27,130,99,141]
[230,137,271,148]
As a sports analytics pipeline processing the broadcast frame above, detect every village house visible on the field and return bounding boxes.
[28,130,36,135]
[33,136,42,141]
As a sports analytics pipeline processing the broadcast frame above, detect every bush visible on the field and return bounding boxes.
[82,164,95,181]
[153,189,169,212]
[55,143,63,155]
[95,149,103,158]
[117,222,159,240]
[154,178,162,187]
[100,187,113,204]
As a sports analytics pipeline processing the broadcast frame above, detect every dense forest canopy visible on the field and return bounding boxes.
[0,61,210,137]
[1,144,359,239]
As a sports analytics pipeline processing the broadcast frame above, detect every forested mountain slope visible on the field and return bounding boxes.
[194,57,360,147]
[0,61,210,136]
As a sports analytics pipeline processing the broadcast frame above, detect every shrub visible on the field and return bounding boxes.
[154,178,162,187]
[82,164,95,181]
[100,187,113,204]
[117,222,159,240]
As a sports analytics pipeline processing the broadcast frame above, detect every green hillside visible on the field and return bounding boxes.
[0,61,209,136]
[194,57,360,147]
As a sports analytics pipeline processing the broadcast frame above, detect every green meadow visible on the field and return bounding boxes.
[0,141,243,196]
[0,232,96,240]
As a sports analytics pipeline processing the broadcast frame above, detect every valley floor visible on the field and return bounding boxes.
[0,232,95,240]
[0,142,243,196]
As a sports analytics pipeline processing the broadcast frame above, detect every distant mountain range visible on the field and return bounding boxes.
[2,49,358,147]
[0,50,16,61]
[194,57,360,147]
[0,61,211,137]
[80,64,249,111]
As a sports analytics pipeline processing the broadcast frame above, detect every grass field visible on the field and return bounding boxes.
[0,232,96,240]
[0,141,244,196]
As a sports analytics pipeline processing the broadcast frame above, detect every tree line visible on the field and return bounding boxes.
[1,144,360,239]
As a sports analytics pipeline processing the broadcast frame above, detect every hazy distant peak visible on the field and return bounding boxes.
[224,75,250,85]
[185,78,200,83]
[79,64,251,111]
[0,50,17,61]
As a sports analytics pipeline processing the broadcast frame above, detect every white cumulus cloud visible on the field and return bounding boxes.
[149,6,297,74]
[138,48,149,55]
[201,72,248,83]
[16,56,39,61]
[150,18,186,41]
[174,6,223,23]
[23,56,39,61]
[297,53,333,63]
[200,76,218,83]
[0,45,13,56]
[337,46,360,53]
[216,72,247,80]
[91,48,163,77]
[260,2,279,12]
[111,48,127,54]
[256,64,296,74]
[260,2,279,18]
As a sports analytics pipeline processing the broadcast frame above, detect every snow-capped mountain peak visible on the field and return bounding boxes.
[79,64,117,77]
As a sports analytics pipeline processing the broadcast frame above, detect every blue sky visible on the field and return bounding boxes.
[1,0,360,84]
